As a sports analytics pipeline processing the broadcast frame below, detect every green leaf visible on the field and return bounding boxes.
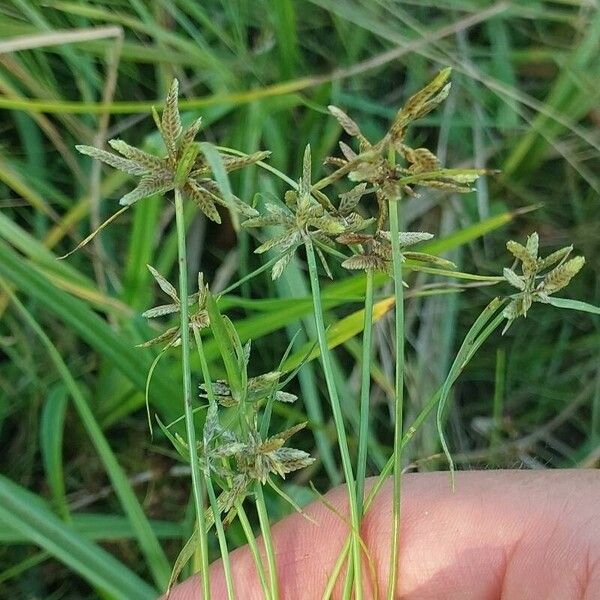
[40,385,69,521]
[156,416,190,460]
[167,530,199,593]
[1,284,171,589]
[0,240,181,424]
[0,513,184,544]
[199,142,236,213]
[206,291,243,400]
[544,296,600,315]
[0,475,156,600]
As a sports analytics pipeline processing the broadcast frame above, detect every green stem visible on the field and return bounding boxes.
[254,483,280,600]
[237,503,272,600]
[331,302,507,591]
[436,303,505,480]
[387,195,404,600]
[341,558,354,600]
[174,188,209,599]
[305,239,363,598]
[193,327,235,600]
[323,537,351,600]
[490,348,506,455]
[217,254,281,297]
[356,267,375,517]
[375,303,505,506]
[206,478,234,599]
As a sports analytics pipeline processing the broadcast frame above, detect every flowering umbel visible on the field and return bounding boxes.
[502,232,585,333]
[138,266,209,348]
[243,145,371,279]
[77,79,267,223]
[337,230,457,276]
[325,68,490,228]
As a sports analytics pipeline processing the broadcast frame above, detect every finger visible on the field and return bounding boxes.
[167,470,600,599]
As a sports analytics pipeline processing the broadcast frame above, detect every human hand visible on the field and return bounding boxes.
[167,470,600,599]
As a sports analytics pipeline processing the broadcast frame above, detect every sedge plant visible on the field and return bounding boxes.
[72,70,598,599]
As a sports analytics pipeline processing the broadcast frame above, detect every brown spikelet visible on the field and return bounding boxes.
[537,246,572,271]
[336,232,374,245]
[161,79,182,156]
[506,240,537,275]
[541,256,585,294]
[76,145,148,176]
[342,253,388,272]
[180,117,202,153]
[185,180,221,223]
[119,175,173,206]
[108,139,164,171]
[327,105,362,137]
[407,148,441,173]
[220,150,271,172]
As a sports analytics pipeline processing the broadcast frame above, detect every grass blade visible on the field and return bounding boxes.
[1,281,171,590]
[0,475,156,600]
[40,385,70,521]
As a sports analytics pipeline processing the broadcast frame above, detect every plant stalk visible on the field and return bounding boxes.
[193,326,235,600]
[174,188,210,599]
[304,238,363,598]
[332,301,508,598]
[205,478,234,599]
[254,482,280,600]
[387,194,404,600]
[237,503,272,600]
[356,267,375,517]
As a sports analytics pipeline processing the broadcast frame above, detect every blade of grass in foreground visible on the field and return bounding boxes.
[305,238,362,599]
[0,240,181,423]
[0,474,156,600]
[40,385,70,521]
[0,513,183,544]
[1,280,171,590]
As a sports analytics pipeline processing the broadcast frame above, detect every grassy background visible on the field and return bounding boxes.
[0,0,599,597]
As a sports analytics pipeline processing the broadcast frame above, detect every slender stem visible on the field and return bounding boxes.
[174,188,210,599]
[205,478,234,599]
[322,538,351,600]
[193,327,235,600]
[254,483,280,600]
[328,305,508,585]
[356,267,375,517]
[341,556,354,600]
[436,304,505,479]
[237,503,272,600]
[490,348,506,455]
[217,254,281,297]
[387,195,404,600]
[305,239,363,598]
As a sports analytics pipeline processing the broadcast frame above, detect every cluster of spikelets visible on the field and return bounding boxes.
[75,69,587,520]
[77,79,267,222]
[137,261,314,510]
[502,232,585,333]
[75,81,314,511]
[243,67,489,284]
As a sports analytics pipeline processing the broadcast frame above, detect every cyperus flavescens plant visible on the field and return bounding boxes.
[71,69,598,600]
[318,67,489,598]
[75,79,300,600]
[502,232,585,333]
[76,80,267,220]
[238,68,492,598]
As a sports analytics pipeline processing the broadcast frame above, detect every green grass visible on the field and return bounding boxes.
[0,1,599,597]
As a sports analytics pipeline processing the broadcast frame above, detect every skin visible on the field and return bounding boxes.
[167,470,600,599]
